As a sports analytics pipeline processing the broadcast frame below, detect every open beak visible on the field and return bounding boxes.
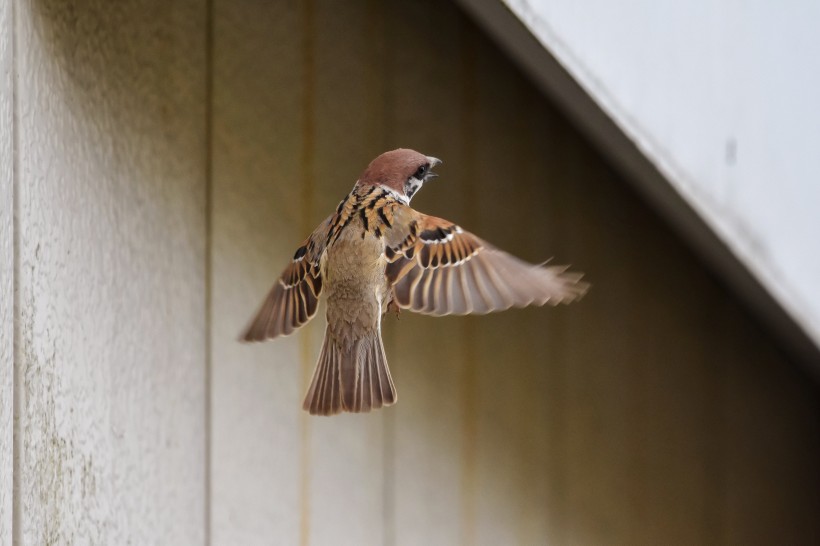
[425,156,442,180]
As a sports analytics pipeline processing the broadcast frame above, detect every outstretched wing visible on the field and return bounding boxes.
[384,208,588,316]
[241,216,331,341]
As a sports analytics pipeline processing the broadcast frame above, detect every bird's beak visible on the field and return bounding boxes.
[426,156,442,180]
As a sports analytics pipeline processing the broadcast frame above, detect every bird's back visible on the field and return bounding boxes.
[324,214,390,346]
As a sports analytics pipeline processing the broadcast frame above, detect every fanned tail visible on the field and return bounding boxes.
[303,327,397,416]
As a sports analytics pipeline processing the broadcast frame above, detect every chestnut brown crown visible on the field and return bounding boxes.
[358,148,441,200]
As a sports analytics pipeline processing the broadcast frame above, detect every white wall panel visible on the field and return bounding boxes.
[14,0,207,543]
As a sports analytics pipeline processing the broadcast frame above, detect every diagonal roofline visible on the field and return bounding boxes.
[456,0,820,374]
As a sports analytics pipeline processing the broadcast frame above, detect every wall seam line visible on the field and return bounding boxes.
[377,1,395,543]
[203,0,215,542]
[458,17,478,546]
[378,1,396,546]
[298,3,316,545]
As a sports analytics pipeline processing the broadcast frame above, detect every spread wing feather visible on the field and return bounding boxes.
[384,210,588,316]
[241,216,331,341]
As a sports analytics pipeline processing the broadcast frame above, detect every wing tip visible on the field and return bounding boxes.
[238,329,263,343]
[557,271,590,304]
[238,326,298,343]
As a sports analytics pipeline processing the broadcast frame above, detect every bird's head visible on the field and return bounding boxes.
[358,148,442,203]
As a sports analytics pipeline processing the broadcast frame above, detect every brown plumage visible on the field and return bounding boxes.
[241,148,589,416]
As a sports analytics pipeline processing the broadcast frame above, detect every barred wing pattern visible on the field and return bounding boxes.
[385,211,588,316]
[241,216,331,341]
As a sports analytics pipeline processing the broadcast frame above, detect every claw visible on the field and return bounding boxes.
[387,298,401,320]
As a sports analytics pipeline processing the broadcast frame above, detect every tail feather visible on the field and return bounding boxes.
[303,328,397,416]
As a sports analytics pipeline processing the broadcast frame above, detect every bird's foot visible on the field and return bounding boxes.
[387,299,401,320]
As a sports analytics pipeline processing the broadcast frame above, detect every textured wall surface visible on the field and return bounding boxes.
[2,0,819,545]
[211,1,819,546]
[1,0,14,542]
[10,0,208,544]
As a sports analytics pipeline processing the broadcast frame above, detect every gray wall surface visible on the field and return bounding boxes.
[2,0,819,545]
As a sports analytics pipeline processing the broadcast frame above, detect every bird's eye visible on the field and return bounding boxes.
[415,165,427,179]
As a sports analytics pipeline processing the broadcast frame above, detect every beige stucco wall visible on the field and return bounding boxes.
[5,0,208,543]
[1,0,818,545]
[1,0,14,542]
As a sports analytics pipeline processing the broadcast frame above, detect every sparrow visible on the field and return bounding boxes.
[242,148,589,416]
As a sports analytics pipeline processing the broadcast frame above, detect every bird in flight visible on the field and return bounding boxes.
[242,149,588,416]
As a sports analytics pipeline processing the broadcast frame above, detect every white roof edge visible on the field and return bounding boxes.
[455,0,820,373]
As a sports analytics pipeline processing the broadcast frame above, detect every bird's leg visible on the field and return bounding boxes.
[387,289,401,319]
[387,299,401,319]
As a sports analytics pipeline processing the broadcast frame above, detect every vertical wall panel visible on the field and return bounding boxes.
[307,2,388,544]
[538,95,576,546]
[210,3,304,542]
[553,133,640,545]
[468,34,559,546]
[0,0,13,542]
[387,3,468,544]
[723,313,820,545]
[15,0,207,543]
[211,1,388,544]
